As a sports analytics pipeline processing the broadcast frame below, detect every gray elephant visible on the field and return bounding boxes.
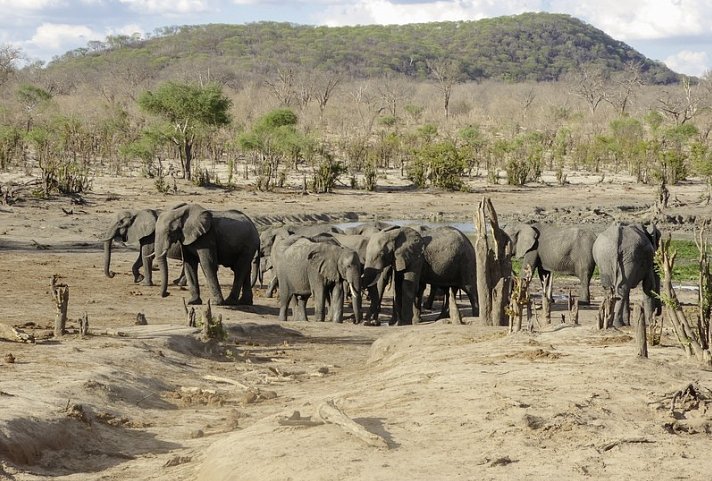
[362,226,424,325]
[505,222,597,304]
[259,223,344,297]
[418,226,479,319]
[276,236,362,323]
[102,209,183,286]
[154,203,260,306]
[593,222,661,327]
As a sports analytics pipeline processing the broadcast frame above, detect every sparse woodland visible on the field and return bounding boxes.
[0,15,711,199]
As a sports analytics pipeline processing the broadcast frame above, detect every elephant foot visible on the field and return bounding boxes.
[142,280,154,287]
[237,297,253,306]
[187,297,203,305]
[363,320,379,326]
[161,292,170,298]
[134,274,144,284]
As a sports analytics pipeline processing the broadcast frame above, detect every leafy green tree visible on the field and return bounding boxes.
[138,82,232,180]
[238,108,310,190]
[407,140,468,191]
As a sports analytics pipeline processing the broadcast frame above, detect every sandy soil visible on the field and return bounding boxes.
[0,169,711,480]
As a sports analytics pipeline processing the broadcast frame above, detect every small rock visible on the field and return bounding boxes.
[190,429,204,439]
[4,353,15,364]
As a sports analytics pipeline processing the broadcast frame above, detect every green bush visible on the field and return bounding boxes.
[407,140,468,191]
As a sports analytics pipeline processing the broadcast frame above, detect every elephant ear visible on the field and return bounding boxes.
[183,206,212,245]
[127,209,158,245]
[394,228,423,272]
[644,223,661,250]
[514,224,538,258]
[308,248,340,283]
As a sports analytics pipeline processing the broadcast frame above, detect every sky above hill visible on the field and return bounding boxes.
[1,0,710,77]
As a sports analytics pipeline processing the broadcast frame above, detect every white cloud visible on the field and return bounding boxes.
[555,0,709,41]
[664,50,710,77]
[0,0,63,9]
[118,0,209,14]
[27,23,98,51]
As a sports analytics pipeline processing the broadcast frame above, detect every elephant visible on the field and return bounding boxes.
[275,236,362,323]
[505,222,597,305]
[417,226,479,320]
[102,209,183,286]
[154,203,260,306]
[593,222,661,327]
[259,223,344,297]
[362,226,424,325]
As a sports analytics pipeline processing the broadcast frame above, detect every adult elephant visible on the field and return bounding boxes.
[418,226,479,320]
[154,203,260,306]
[362,226,424,325]
[102,209,183,286]
[505,222,597,305]
[593,222,661,327]
[276,237,362,323]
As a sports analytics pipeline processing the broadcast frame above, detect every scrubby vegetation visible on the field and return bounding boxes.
[0,13,709,195]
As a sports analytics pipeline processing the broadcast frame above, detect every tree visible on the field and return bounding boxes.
[567,64,607,114]
[0,44,22,87]
[16,84,52,132]
[426,58,462,119]
[138,82,232,180]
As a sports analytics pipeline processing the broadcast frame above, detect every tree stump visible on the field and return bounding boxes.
[79,312,89,337]
[50,275,69,338]
[474,197,512,327]
[508,265,532,333]
[633,303,648,358]
[200,300,225,341]
[597,288,615,329]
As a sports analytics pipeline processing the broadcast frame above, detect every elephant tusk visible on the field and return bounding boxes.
[350,284,359,299]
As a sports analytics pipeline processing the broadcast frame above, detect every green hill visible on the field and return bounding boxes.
[47,12,678,84]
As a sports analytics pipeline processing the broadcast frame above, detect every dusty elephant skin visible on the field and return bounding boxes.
[154,203,260,306]
[1,173,712,481]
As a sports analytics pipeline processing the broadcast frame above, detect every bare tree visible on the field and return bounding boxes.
[376,76,413,118]
[0,44,22,87]
[567,64,608,114]
[604,61,644,115]
[658,76,703,125]
[265,68,296,106]
[426,58,462,119]
[311,71,342,121]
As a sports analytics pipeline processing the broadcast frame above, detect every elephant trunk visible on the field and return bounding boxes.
[350,281,362,324]
[157,251,170,297]
[103,239,116,278]
[361,267,381,288]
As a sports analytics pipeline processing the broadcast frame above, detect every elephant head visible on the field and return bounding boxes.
[103,209,158,278]
[308,246,362,323]
[362,226,423,287]
[154,203,212,297]
[505,223,538,258]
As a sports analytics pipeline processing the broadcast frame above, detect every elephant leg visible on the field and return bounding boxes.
[183,255,202,305]
[140,244,154,286]
[437,288,450,320]
[266,276,278,298]
[390,272,403,326]
[132,252,144,284]
[424,285,437,310]
[329,283,345,323]
[278,290,291,322]
[399,270,421,325]
[365,284,380,323]
[313,286,327,322]
[613,286,630,327]
[464,284,479,317]
[577,266,593,305]
[173,267,187,286]
[238,267,254,305]
[197,249,225,305]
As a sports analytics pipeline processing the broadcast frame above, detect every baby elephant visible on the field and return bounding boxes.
[276,236,362,323]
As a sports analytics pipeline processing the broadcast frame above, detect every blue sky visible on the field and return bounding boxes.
[1,0,710,77]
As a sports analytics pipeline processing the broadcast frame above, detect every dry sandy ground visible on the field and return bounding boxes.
[0,170,711,480]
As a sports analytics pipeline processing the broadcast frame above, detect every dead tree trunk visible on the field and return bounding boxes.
[474,197,512,326]
[633,303,648,358]
[79,312,89,337]
[200,300,224,341]
[657,234,712,366]
[568,290,579,325]
[597,288,615,329]
[508,265,532,333]
[50,275,69,338]
[695,221,712,351]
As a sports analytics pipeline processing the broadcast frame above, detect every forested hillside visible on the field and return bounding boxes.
[48,12,678,85]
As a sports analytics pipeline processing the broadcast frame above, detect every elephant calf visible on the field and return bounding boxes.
[275,236,362,323]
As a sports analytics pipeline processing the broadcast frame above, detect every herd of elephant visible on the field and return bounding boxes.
[102,202,662,328]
